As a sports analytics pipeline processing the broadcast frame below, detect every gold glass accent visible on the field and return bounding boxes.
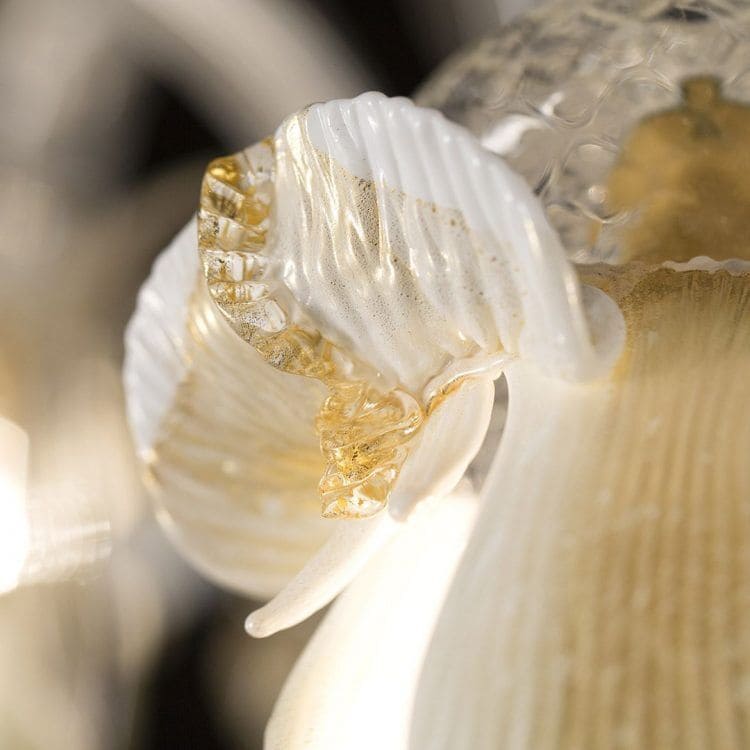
[198,143,424,519]
[316,382,422,518]
[606,76,750,263]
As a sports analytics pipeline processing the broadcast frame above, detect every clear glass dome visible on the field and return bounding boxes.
[418,0,750,262]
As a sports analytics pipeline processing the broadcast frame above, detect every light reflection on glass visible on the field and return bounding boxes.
[0,416,29,594]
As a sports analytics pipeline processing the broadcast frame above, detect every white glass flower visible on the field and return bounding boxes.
[125,85,750,748]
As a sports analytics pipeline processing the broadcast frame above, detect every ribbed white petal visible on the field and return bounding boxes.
[265,489,477,750]
[124,219,198,456]
[123,222,333,599]
[388,375,496,517]
[271,92,620,388]
[412,262,750,749]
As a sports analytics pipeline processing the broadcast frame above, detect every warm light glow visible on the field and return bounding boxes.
[0,416,29,594]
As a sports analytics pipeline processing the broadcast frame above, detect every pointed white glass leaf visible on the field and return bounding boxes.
[265,489,477,750]
[245,509,398,638]
[123,222,334,599]
[244,375,495,635]
[124,219,198,455]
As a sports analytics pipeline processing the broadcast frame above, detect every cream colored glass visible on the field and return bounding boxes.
[124,18,750,744]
